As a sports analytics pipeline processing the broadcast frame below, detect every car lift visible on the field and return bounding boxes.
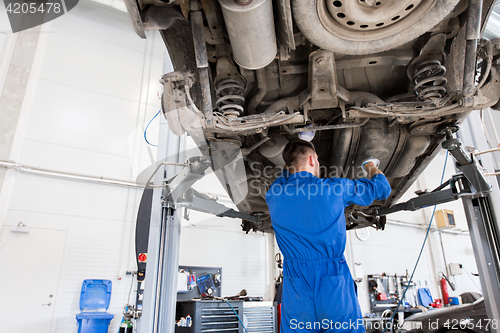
[135,119,500,333]
[375,126,500,332]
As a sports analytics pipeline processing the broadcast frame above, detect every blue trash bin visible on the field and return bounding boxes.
[76,279,114,333]
[417,288,434,307]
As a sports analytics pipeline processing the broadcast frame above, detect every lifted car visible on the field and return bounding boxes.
[124,0,500,232]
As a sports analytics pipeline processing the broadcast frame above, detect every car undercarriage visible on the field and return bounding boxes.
[125,0,500,232]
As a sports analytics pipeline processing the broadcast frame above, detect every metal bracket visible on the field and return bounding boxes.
[160,71,196,136]
[308,50,339,110]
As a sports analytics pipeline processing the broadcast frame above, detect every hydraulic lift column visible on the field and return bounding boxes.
[137,50,188,333]
[378,124,500,330]
[457,115,500,328]
[138,114,186,333]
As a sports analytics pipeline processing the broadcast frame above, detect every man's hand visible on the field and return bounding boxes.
[362,157,383,178]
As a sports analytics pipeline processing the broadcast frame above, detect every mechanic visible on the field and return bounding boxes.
[265,140,392,333]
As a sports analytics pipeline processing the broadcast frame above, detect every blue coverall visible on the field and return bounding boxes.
[265,170,392,332]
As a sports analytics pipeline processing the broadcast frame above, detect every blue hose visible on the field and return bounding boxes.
[224,299,249,333]
[144,109,161,147]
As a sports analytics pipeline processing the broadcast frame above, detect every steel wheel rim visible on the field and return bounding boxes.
[318,0,438,41]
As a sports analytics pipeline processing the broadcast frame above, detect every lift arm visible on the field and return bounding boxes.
[378,174,470,216]
[178,188,262,223]
[153,155,262,224]
[144,155,261,224]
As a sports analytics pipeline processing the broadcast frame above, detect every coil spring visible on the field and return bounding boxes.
[412,59,447,100]
[216,79,245,117]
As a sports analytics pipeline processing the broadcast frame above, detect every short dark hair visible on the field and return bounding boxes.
[282,140,316,167]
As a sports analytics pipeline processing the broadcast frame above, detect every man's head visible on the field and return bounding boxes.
[282,140,320,177]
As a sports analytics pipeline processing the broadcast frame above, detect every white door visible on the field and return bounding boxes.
[0,226,67,333]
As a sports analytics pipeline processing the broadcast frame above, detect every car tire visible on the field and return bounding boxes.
[292,0,461,55]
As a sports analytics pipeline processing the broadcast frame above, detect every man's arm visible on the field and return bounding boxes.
[333,158,392,207]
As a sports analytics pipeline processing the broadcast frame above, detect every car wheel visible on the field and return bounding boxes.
[292,0,461,55]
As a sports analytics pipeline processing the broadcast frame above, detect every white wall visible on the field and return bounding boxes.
[0,2,162,332]
[0,2,270,333]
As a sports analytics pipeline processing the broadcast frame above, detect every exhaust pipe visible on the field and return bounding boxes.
[219,0,277,70]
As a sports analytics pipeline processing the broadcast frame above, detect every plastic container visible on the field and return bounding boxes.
[77,313,115,333]
[76,280,114,333]
[417,288,433,307]
[431,299,443,308]
[79,279,112,310]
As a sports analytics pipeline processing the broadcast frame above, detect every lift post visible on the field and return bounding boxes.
[377,126,500,330]
[443,126,500,327]
[138,152,261,333]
